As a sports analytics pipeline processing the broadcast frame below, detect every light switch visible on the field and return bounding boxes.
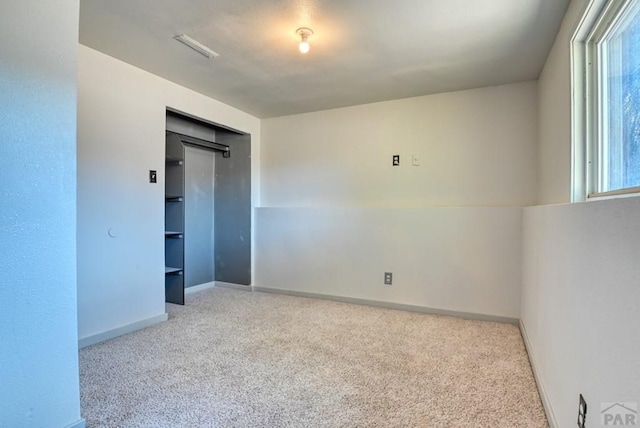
[149,170,157,183]
[412,155,420,166]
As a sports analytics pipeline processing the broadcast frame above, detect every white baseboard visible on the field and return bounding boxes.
[215,281,252,292]
[184,281,251,295]
[520,320,557,428]
[65,419,86,428]
[78,313,168,349]
[185,281,216,294]
[252,286,519,325]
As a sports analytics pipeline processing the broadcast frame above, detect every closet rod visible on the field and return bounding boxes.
[172,132,231,157]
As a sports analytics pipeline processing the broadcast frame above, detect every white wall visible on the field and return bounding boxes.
[77,45,260,343]
[256,207,523,319]
[257,82,537,319]
[524,1,640,426]
[521,197,640,427]
[0,1,84,427]
[262,82,538,207]
[537,0,588,204]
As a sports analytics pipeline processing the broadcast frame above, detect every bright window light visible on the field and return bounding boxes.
[573,0,640,199]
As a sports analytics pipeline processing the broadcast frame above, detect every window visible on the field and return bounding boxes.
[573,0,640,199]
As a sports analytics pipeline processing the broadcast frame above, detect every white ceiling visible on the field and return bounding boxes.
[79,0,569,118]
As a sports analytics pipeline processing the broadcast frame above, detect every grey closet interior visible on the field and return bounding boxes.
[164,110,251,305]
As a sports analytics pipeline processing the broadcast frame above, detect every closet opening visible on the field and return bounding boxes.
[164,109,251,305]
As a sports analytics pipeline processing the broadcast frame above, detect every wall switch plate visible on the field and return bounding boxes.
[384,272,393,285]
[392,155,400,166]
[149,170,157,183]
[412,155,420,166]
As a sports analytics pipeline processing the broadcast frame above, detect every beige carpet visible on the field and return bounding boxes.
[80,288,547,427]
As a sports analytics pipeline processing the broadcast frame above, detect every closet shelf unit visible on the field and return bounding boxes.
[165,132,186,304]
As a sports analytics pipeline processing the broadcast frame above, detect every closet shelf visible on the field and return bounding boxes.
[166,157,183,166]
[165,267,183,275]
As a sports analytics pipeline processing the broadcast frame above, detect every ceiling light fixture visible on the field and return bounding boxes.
[174,34,219,59]
[295,27,314,54]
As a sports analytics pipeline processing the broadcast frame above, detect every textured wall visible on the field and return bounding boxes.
[256,207,523,319]
[521,196,640,427]
[526,2,640,426]
[536,0,589,204]
[0,1,83,427]
[257,82,537,318]
[77,45,260,343]
[261,82,538,207]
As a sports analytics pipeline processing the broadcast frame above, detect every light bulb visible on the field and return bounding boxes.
[296,28,313,54]
[299,39,310,54]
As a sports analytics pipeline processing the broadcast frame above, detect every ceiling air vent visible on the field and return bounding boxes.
[173,34,219,59]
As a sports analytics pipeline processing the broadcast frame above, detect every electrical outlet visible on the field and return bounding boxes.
[578,394,587,428]
[384,272,393,285]
[392,155,400,166]
[149,170,157,183]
